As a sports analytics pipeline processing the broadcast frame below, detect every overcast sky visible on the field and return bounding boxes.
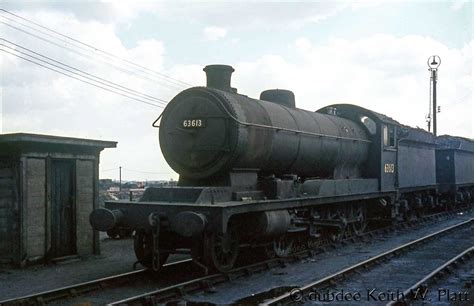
[1,0,472,181]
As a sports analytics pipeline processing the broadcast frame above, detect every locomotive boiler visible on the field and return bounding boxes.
[159,65,370,181]
[90,65,474,273]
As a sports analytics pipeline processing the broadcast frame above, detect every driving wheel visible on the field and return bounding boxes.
[203,230,239,272]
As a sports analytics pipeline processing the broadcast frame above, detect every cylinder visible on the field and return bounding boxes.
[258,210,291,236]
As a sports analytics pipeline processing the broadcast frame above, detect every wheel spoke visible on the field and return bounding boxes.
[204,230,239,272]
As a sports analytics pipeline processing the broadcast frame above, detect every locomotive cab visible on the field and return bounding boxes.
[317,104,399,190]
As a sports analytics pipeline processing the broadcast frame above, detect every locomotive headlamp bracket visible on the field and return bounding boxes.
[152,113,163,128]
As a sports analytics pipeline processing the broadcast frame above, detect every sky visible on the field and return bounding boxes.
[1,0,472,181]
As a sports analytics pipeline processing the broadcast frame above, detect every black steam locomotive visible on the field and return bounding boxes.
[90,65,474,272]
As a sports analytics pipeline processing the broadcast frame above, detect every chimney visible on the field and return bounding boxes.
[203,64,235,92]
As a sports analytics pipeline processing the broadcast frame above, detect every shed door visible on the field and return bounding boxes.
[51,160,75,257]
[0,161,19,261]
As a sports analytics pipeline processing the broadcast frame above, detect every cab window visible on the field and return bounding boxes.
[383,124,396,147]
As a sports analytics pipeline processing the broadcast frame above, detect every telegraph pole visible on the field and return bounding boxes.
[427,55,441,136]
[119,166,122,191]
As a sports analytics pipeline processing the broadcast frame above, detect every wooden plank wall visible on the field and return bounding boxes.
[0,161,16,262]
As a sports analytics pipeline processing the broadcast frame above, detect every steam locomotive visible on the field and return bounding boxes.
[90,65,474,272]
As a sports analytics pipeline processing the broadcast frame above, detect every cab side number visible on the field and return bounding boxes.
[384,163,395,173]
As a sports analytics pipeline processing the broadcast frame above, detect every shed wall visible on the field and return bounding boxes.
[0,133,114,266]
[76,159,95,255]
[25,158,46,260]
[0,161,19,262]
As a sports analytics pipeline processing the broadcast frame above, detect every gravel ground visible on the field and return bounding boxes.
[0,235,187,301]
[423,256,474,306]
[181,211,474,305]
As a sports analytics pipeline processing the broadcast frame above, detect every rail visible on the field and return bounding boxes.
[388,246,474,306]
[0,259,191,306]
[264,218,473,305]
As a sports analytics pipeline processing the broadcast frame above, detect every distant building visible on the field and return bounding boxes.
[123,182,138,189]
[0,133,116,266]
[146,180,178,187]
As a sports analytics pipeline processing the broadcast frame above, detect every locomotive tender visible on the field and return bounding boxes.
[90,65,474,272]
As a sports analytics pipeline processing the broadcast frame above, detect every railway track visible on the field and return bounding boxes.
[389,246,473,306]
[105,210,471,305]
[263,218,473,305]
[0,259,192,306]
[0,209,470,305]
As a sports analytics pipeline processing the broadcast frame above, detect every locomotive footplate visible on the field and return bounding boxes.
[95,191,388,235]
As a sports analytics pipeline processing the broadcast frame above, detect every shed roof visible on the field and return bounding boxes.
[0,133,117,148]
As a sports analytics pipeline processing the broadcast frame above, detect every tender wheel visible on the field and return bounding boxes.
[133,231,169,269]
[349,205,368,236]
[203,230,239,272]
[272,235,294,258]
[328,204,368,240]
[350,221,368,236]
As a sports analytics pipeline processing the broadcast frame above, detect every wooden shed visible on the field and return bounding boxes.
[0,133,116,265]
